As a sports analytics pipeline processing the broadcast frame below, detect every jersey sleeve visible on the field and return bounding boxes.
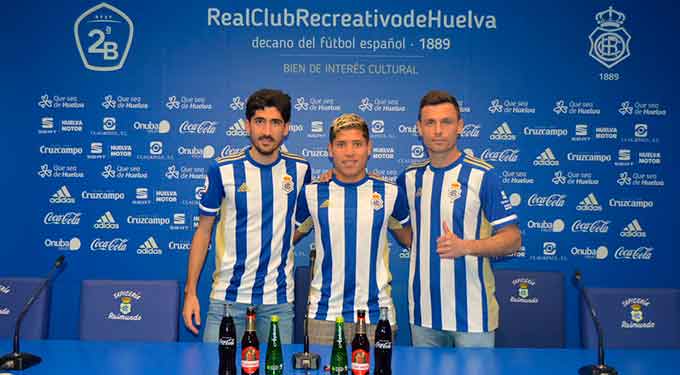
[294,185,311,228]
[480,168,518,230]
[198,161,224,216]
[390,184,410,226]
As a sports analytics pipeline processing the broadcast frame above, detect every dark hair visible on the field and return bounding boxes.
[418,90,461,120]
[245,89,292,123]
[329,113,369,143]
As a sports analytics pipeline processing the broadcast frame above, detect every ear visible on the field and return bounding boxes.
[457,118,464,135]
[416,120,423,136]
[283,122,290,137]
[367,139,373,156]
[245,119,252,136]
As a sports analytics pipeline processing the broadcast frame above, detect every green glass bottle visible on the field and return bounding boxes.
[264,315,283,375]
[330,316,348,375]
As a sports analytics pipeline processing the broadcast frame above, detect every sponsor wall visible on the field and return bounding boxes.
[1,1,677,346]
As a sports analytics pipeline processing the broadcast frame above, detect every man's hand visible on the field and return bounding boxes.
[182,293,201,335]
[317,169,333,182]
[436,221,468,259]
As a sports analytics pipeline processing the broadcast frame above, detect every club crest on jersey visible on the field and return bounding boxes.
[281,174,294,194]
[120,296,132,315]
[448,181,462,202]
[372,192,384,211]
[518,282,529,298]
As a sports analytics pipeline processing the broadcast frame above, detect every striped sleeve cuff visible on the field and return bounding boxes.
[490,214,518,228]
[199,203,219,216]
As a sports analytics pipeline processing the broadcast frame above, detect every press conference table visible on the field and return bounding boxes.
[1,340,677,374]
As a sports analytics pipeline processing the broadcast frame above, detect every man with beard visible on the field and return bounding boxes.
[182,89,311,343]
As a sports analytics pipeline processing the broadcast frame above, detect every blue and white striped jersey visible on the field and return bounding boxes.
[199,148,311,305]
[397,155,518,332]
[295,176,409,325]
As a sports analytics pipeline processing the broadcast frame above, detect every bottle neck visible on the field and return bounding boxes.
[356,317,367,335]
[246,315,256,332]
[379,307,388,321]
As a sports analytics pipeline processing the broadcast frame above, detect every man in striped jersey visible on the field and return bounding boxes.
[182,89,311,343]
[398,90,521,348]
[294,113,411,344]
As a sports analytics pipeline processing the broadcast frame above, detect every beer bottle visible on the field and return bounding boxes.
[351,310,370,375]
[373,307,392,375]
[330,316,348,375]
[218,304,237,375]
[241,307,260,375]
[264,315,283,375]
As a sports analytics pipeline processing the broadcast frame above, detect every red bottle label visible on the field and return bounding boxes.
[351,349,370,375]
[241,346,260,374]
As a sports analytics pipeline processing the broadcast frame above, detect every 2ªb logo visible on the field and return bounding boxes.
[74,3,134,71]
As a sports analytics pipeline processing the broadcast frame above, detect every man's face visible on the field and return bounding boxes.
[417,103,463,155]
[328,128,371,182]
[246,106,289,156]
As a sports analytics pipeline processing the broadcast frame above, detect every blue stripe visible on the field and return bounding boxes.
[429,170,444,330]
[342,186,358,322]
[275,160,299,303]
[251,166,273,305]
[453,166,472,332]
[412,168,425,326]
[316,184,332,320]
[368,180,385,323]
[225,161,248,301]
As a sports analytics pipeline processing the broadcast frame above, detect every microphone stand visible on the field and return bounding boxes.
[0,255,66,370]
[293,250,321,372]
[574,271,618,375]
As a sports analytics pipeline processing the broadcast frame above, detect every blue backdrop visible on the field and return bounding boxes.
[1,0,677,347]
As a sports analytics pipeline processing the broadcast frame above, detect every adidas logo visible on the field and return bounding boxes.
[50,185,75,204]
[226,119,248,137]
[489,122,516,140]
[533,147,559,166]
[137,236,162,255]
[94,211,119,229]
[238,183,249,193]
[576,193,603,212]
[319,199,330,208]
[620,219,647,238]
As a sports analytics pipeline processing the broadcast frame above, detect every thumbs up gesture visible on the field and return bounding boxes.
[436,221,468,259]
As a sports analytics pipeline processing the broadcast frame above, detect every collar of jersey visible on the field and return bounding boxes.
[331,174,369,187]
[245,146,282,168]
[428,154,464,173]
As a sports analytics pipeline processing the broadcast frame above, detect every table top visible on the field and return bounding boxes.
[1,340,678,374]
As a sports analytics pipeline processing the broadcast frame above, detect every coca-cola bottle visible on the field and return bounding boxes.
[218,304,237,375]
[351,310,370,375]
[373,307,392,375]
[241,307,260,375]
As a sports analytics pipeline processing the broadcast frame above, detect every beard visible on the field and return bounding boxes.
[250,135,281,156]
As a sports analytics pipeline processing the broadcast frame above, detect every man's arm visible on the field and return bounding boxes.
[436,222,521,259]
[182,215,215,335]
[390,225,412,248]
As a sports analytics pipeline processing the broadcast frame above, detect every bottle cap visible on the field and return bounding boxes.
[271,315,279,322]
[336,316,344,323]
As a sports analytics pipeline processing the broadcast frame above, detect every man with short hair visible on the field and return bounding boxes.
[399,90,521,348]
[294,113,411,344]
[183,89,311,343]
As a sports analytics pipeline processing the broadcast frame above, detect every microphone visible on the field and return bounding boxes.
[292,249,321,371]
[574,271,617,375]
[0,255,66,370]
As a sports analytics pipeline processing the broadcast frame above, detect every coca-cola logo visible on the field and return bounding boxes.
[461,124,480,138]
[179,120,217,134]
[219,337,235,346]
[374,340,392,349]
[43,212,81,225]
[480,148,519,162]
[90,238,128,251]
[571,220,610,233]
[615,246,653,260]
[527,194,566,207]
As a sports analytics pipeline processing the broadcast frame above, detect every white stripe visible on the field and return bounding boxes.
[405,170,417,324]
[354,181,374,320]
[236,161,262,303]
[211,165,236,300]
[418,168,434,328]
[262,162,287,304]
[289,162,309,302]
[439,166,461,331]
[326,182,346,319]
[490,214,517,227]
[308,186,323,319]
[465,168,484,332]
